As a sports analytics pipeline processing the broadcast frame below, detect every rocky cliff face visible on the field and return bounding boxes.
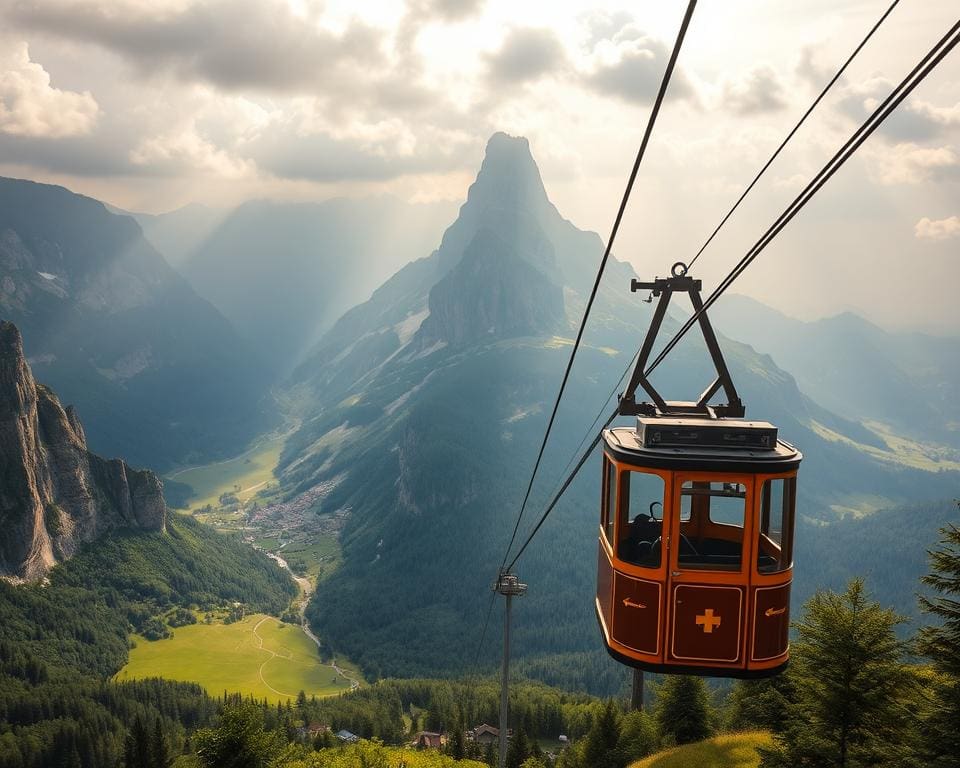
[416,226,565,348]
[0,321,165,581]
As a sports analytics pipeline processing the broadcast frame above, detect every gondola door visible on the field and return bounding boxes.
[665,472,751,671]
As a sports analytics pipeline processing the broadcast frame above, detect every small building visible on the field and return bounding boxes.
[308,723,330,737]
[336,729,359,743]
[416,731,444,749]
[470,724,506,745]
[558,735,569,744]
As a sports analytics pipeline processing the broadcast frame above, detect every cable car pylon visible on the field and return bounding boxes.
[495,570,526,767]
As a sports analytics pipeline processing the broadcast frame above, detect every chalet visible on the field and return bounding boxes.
[336,729,359,743]
[469,724,511,745]
[308,723,330,737]
[416,731,445,749]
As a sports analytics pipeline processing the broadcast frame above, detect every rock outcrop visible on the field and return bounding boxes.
[0,320,165,581]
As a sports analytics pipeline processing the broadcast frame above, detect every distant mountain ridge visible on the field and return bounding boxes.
[137,195,457,375]
[0,321,165,580]
[0,176,270,471]
[710,295,960,448]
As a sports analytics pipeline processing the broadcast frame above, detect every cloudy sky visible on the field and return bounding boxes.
[0,0,957,332]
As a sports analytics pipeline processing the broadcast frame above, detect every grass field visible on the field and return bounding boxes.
[630,732,773,768]
[167,433,286,511]
[116,614,362,703]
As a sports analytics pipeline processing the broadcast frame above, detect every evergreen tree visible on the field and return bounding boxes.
[506,726,532,768]
[582,700,622,768]
[761,579,913,768]
[655,676,711,746]
[616,709,657,764]
[124,716,151,768]
[916,523,960,768]
[727,674,795,732]
[193,702,286,768]
[449,714,466,760]
[149,717,170,768]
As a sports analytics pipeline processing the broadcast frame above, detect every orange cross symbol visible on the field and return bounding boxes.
[696,609,721,634]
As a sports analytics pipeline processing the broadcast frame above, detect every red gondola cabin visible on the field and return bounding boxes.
[595,267,802,677]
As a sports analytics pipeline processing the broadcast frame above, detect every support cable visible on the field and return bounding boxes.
[498,0,698,572]
[506,18,960,571]
[685,0,901,273]
[645,18,960,380]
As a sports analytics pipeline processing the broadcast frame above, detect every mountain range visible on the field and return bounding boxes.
[271,133,960,686]
[0,177,270,472]
[1,131,956,696]
[136,196,456,375]
[711,295,960,450]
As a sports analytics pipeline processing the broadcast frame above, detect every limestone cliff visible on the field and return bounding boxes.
[0,321,165,581]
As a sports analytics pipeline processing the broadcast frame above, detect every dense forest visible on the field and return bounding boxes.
[167,521,960,768]
[0,514,296,768]
[1,508,957,767]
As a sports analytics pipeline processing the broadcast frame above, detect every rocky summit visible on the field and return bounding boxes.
[0,320,165,581]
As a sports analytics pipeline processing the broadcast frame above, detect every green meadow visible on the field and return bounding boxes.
[116,614,361,703]
[167,433,286,511]
[630,732,773,768]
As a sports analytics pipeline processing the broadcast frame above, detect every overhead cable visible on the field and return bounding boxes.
[506,17,960,570]
[685,0,901,273]
[498,0,699,573]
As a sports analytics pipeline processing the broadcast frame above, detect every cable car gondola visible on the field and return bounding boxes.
[596,265,801,678]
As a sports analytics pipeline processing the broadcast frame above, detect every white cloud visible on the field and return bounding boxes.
[579,13,695,105]
[0,41,98,138]
[915,215,960,241]
[722,66,788,115]
[130,122,254,178]
[485,27,566,85]
[907,100,960,130]
[869,143,960,185]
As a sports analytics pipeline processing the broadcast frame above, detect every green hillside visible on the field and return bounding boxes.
[630,731,772,768]
[117,614,361,703]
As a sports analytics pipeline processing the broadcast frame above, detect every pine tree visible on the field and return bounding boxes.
[193,702,285,768]
[761,579,913,768]
[582,700,622,768]
[149,717,170,768]
[506,726,531,768]
[124,716,150,768]
[916,523,960,768]
[449,714,466,760]
[727,674,795,732]
[617,709,657,764]
[655,676,711,746]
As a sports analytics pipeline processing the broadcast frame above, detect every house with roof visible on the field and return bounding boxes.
[469,724,511,745]
[336,729,359,743]
[416,731,445,749]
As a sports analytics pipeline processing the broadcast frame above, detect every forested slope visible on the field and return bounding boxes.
[0,514,295,768]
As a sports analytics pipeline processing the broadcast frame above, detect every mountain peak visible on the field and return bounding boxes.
[466,132,551,216]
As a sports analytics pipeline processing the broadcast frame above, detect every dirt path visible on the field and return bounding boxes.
[252,617,298,699]
[268,554,360,691]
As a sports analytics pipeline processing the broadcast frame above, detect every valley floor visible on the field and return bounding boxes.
[116,612,362,704]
